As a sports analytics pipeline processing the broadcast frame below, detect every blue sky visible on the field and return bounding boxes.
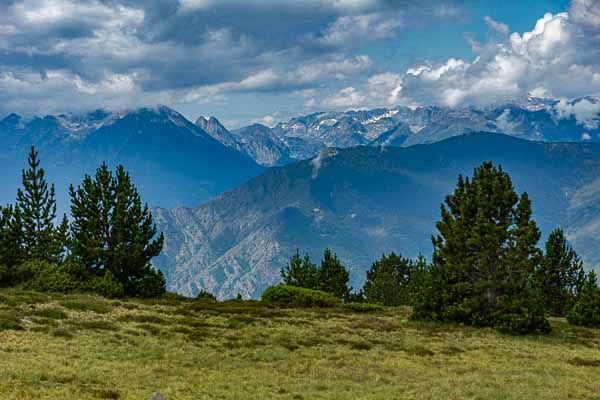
[0,0,597,128]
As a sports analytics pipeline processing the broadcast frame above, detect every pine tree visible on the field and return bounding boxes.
[281,249,319,289]
[417,162,549,333]
[69,163,112,274]
[0,205,24,285]
[69,164,164,297]
[318,248,350,300]
[363,252,412,306]
[535,228,585,317]
[567,271,600,327]
[16,147,65,263]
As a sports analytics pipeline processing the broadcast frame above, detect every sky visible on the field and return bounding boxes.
[1,0,599,128]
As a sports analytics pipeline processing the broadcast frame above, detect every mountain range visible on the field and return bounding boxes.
[0,106,263,210]
[2,97,600,299]
[197,96,600,166]
[153,133,600,299]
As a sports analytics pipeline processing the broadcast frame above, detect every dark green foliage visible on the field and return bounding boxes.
[69,163,164,297]
[363,252,412,306]
[534,228,585,317]
[197,290,217,301]
[343,302,383,313]
[413,162,549,334]
[410,263,445,322]
[317,248,351,300]
[81,271,125,299]
[33,307,68,320]
[261,284,339,307]
[0,205,24,284]
[494,286,551,335]
[16,260,81,293]
[127,268,166,298]
[405,255,430,306]
[281,250,319,289]
[347,290,366,303]
[280,248,351,300]
[568,271,600,327]
[16,147,67,264]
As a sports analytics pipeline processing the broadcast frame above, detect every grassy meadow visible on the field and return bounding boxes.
[1,289,599,400]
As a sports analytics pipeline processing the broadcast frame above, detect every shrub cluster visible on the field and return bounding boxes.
[261,284,339,308]
[281,248,351,300]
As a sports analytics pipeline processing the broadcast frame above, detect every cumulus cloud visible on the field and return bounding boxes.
[0,0,465,117]
[7,0,597,124]
[323,87,366,108]
[318,13,403,48]
[555,98,600,128]
[378,2,600,109]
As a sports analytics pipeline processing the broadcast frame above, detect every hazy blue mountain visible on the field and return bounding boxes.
[202,97,599,164]
[196,117,291,166]
[0,107,264,210]
[230,124,292,166]
[154,133,600,299]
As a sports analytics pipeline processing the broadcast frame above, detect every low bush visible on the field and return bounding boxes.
[261,284,339,308]
[197,290,217,301]
[61,299,113,314]
[82,272,124,299]
[343,302,383,313]
[126,268,166,298]
[16,260,80,293]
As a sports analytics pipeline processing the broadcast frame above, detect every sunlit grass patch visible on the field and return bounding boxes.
[0,289,600,399]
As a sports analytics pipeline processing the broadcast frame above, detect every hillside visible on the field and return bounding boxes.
[154,133,600,298]
[1,289,599,399]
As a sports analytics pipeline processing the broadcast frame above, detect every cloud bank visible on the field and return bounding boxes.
[1,0,599,125]
[340,0,600,111]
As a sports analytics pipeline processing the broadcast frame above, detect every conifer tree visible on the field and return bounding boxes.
[16,147,66,263]
[567,271,600,327]
[318,248,350,300]
[535,228,585,317]
[281,249,319,289]
[363,252,412,306]
[110,165,164,295]
[69,164,165,297]
[416,162,549,333]
[0,205,24,284]
[69,163,112,274]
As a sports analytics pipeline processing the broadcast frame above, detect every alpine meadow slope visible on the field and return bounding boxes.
[154,133,600,299]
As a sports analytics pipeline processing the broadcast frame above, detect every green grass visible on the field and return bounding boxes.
[0,288,599,399]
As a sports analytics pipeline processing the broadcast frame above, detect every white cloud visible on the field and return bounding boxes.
[250,113,280,127]
[392,7,600,108]
[555,98,600,128]
[319,12,403,48]
[484,16,509,34]
[366,73,402,105]
[323,87,366,108]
